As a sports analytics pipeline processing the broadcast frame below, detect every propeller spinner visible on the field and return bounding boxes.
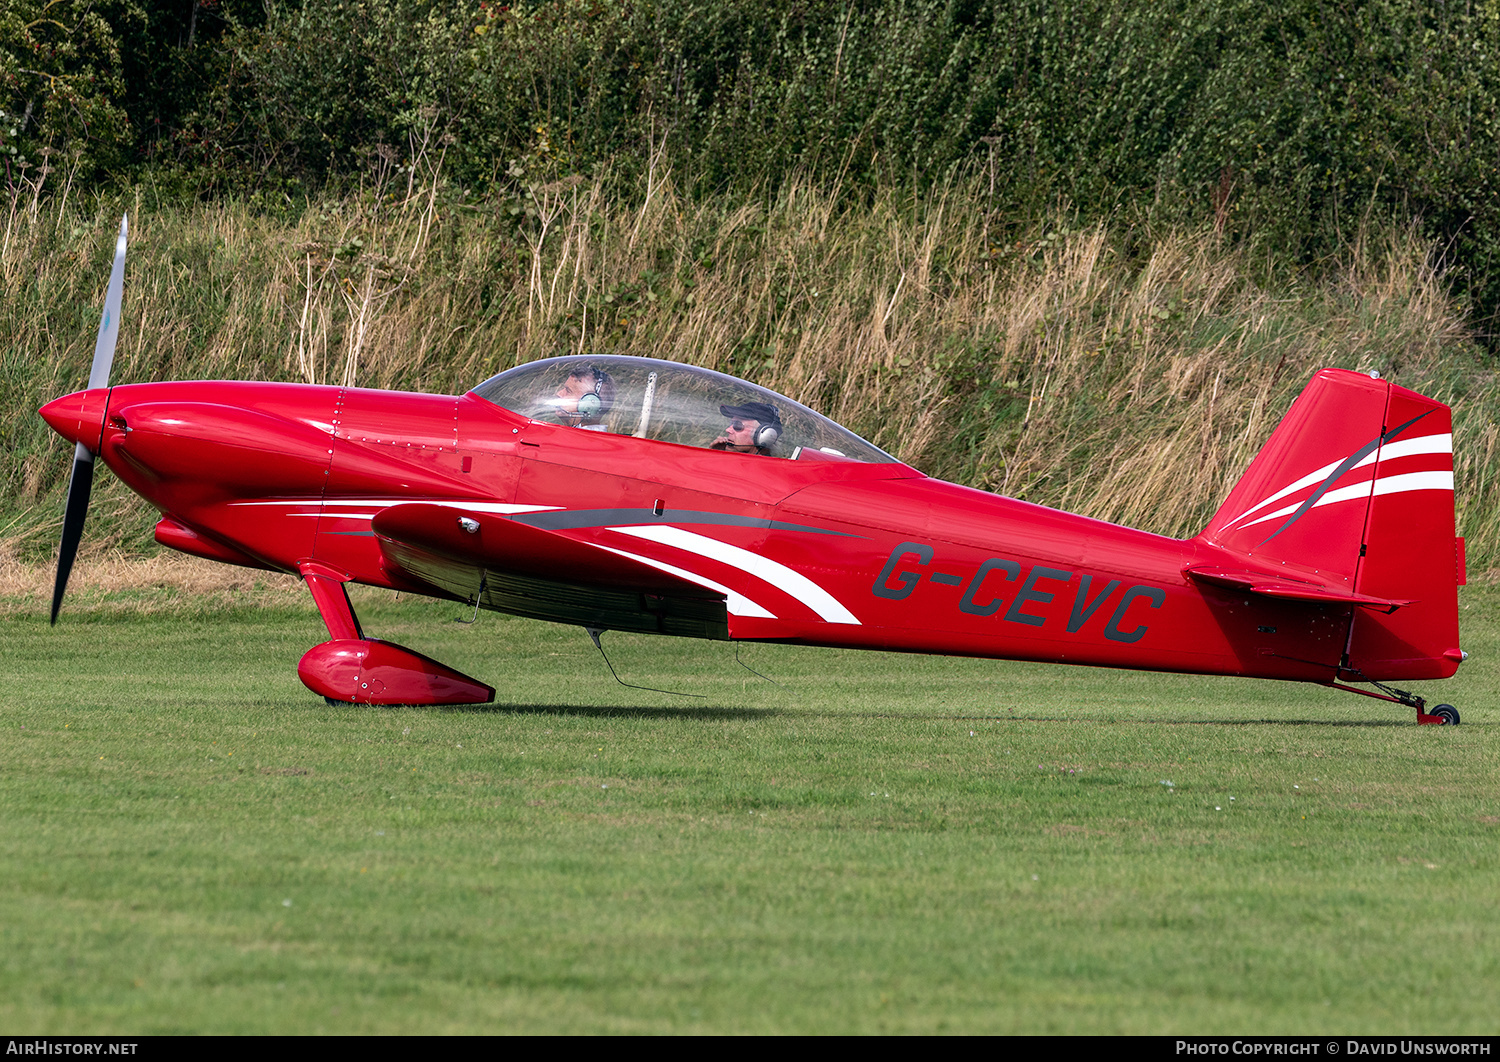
[49,214,128,624]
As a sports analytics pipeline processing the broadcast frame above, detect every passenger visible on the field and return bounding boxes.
[544,364,614,430]
[711,402,781,455]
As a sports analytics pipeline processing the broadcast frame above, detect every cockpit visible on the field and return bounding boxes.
[470,355,897,464]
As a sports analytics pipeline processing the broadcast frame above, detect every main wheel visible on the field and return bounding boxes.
[1431,704,1460,725]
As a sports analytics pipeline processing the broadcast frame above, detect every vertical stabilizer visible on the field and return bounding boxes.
[1196,369,1460,681]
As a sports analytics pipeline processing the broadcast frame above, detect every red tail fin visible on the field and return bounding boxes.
[1196,369,1461,681]
[1345,381,1461,679]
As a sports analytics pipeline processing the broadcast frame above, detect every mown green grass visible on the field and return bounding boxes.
[1,585,1495,1033]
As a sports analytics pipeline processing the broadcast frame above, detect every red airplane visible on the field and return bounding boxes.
[41,218,1467,722]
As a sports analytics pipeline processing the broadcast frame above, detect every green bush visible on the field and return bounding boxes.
[6,0,1499,325]
[0,0,139,181]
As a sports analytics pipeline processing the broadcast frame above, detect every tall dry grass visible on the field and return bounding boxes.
[4,159,1497,580]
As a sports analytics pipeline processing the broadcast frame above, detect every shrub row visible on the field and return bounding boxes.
[4,1,1499,327]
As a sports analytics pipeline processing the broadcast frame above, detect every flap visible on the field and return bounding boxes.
[371,502,720,600]
[1183,566,1414,612]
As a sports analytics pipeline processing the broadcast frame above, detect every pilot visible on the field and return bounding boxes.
[547,364,614,430]
[711,401,781,455]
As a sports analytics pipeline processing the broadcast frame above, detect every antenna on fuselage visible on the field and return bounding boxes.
[585,626,703,698]
[455,577,485,624]
[734,644,782,686]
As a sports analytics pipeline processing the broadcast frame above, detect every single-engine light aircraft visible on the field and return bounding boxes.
[42,218,1467,722]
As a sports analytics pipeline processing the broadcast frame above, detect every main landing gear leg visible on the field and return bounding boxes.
[1322,680,1460,725]
[295,561,495,706]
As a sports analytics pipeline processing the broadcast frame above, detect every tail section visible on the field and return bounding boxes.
[1345,380,1462,679]
[1196,368,1461,681]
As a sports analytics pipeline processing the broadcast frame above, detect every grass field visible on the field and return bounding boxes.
[1,580,1496,1034]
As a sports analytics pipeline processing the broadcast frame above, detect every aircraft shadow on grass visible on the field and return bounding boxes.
[990,714,1421,728]
[434,702,1460,726]
[441,702,775,721]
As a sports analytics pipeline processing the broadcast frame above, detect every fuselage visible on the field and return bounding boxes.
[40,378,1407,685]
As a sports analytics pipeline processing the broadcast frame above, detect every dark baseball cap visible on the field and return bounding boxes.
[719,401,780,424]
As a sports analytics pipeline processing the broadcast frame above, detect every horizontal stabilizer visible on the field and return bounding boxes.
[1183,566,1413,613]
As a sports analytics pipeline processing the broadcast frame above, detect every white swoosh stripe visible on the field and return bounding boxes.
[1227,433,1452,530]
[595,546,777,619]
[1372,470,1453,496]
[421,502,564,514]
[228,500,562,514]
[1239,483,1374,528]
[1361,432,1451,465]
[1239,470,1453,528]
[223,510,357,519]
[1226,459,1344,529]
[608,525,861,625]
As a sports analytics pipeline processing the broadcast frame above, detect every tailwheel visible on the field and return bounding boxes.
[1323,680,1457,725]
[1431,704,1461,726]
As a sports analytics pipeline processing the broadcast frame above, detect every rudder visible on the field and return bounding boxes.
[1345,382,1462,680]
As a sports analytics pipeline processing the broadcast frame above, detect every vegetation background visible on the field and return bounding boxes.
[4,3,1498,1035]
[4,0,1500,569]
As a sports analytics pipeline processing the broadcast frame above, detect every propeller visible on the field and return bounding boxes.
[50,213,128,625]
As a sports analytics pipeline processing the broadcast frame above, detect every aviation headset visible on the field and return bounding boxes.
[749,421,780,449]
[573,368,607,420]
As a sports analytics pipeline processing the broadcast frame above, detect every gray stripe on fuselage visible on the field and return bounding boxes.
[512,508,860,537]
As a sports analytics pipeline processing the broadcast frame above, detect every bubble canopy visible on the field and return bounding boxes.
[470,355,897,464]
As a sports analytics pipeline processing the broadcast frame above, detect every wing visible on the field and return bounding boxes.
[371,503,731,638]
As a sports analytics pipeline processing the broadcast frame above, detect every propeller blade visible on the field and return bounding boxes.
[89,214,128,390]
[50,213,128,624]
[50,444,96,625]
